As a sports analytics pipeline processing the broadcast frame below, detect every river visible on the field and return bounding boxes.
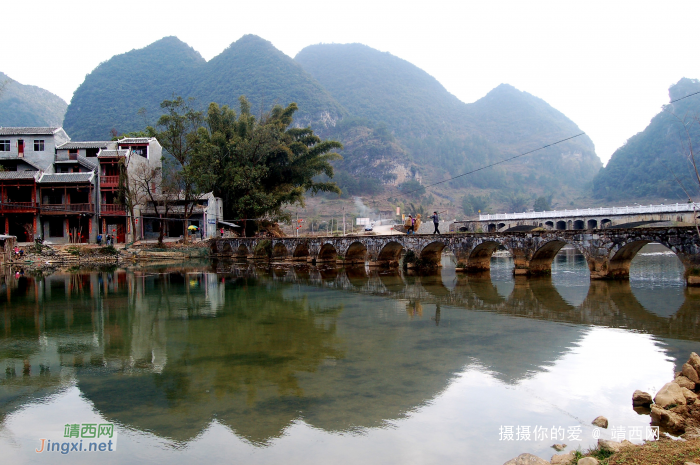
[1,244,698,464]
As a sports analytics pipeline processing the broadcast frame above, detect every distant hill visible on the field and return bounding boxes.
[0,72,67,127]
[63,36,602,208]
[296,43,600,197]
[592,78,700,201]
[63,35,345,140]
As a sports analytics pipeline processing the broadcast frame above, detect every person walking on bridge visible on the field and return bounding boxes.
[430,211,440,235]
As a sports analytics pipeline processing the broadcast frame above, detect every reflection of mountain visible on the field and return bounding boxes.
[2,264,698,446]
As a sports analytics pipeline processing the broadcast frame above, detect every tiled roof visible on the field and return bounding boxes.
[0,171,39,180]
[54,156,98,171]
[98,149,129,157]
[0,127,59,135]
[118,137,152,144]
[57,141,114,150]
[38,172,94,184]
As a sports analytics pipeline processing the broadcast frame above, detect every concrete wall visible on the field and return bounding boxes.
[0,129,68,170]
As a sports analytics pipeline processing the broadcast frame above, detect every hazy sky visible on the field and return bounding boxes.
[3,0,700,164]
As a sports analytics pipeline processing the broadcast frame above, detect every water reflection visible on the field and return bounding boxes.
[0,249,698,463]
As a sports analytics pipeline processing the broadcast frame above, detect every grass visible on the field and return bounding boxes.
[570,438,700,465]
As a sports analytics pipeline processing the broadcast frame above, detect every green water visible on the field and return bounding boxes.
[1,246,698,464]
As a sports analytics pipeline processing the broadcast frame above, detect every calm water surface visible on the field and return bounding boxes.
[1,245,699,464]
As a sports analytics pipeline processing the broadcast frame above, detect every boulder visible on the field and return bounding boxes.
[682,387,698,403]
[502,453,550,465]
[675,375,696,390]
[577,458,599,465]
[654,382,687,408]
[688,352,700,373]
[632,390,653,406]
[592,416,608,428]
[682,363,700,384]
[650,405,686,434]
[551,452,575,464]
[552,444,567,451]
[598,439,624,453]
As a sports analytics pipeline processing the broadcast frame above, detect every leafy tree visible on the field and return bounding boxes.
[192,97,342,235]
[505,192,530,213]
[461,194,490,216]
[150,96,204,242]
[533,195,552,212]
[398,179,425,198]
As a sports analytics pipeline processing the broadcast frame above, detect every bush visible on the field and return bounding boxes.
[99,245,119,256]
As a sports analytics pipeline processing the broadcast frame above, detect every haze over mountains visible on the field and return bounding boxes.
[0,72,67,127]
[8,35,697,208]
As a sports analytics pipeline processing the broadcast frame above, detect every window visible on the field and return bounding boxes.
[34,140,45,151]
[48,218,65,237]
[131,146,147,158]
[0,140,9,151]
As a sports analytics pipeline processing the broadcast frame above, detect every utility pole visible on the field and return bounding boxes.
[343,207,346,236]
[296,211,298,238]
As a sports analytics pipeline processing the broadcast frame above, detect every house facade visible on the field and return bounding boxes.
[0,127,194,244]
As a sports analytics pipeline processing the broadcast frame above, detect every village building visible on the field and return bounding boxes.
[0,127,220,244]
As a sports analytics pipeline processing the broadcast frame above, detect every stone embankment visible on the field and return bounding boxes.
[10,241,209,269]
[503,352,700,465]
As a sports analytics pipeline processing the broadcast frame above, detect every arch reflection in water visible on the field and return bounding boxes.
[0,250,698,464]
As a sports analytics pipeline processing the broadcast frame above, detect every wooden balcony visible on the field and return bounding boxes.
[101,204,126,215]
[0,201,36,212]
[41,203,95,214]
[100,175,119,187]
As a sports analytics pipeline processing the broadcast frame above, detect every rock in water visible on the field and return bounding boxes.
[552,443,567,451]
[683,363,700,384]
[675,375,696,390]
[650,405,686,434]
[577,458,599,465]
[550,452,575,464]
[502,453,550,465]
[688,352,700,373]
[654,382,687,408]
[632,390,653,406]
[592,416,608,428]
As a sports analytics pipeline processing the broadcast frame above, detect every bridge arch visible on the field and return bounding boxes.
[420,241,448,265]
[587,219,598,229]
[601,219,612,229]
[293,242,310,260]
[529,240,586,275]
[573,220,585,230]
[377,241,404,262]
[272,243,289,259]
[222,242,233,256]
[236,244,249,258]
[545,221,554,230]
[318,243,338,262]
[556,221,566,231]
[344,241,368,263]
[466,240,503,272]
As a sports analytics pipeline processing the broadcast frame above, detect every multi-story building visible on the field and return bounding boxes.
[0,127,172,244]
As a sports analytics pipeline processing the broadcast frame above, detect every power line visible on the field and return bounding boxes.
[397,132,586,198]
[669,91,700,104]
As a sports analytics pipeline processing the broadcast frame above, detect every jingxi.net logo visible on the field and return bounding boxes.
[36,423,117,454]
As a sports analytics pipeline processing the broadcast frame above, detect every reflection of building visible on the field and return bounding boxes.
[0,127,162,243]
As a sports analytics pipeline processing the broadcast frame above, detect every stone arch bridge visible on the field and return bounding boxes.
[210,227,700,285]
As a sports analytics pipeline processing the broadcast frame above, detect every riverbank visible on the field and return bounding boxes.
[10,240,210,270]
[505,352,700,465]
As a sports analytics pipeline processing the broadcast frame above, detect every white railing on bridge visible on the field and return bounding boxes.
[478,203,699,221]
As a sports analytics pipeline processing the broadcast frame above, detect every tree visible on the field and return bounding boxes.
[505,192,530,213]
[533,195,552,212]
[117,154,150,242]
[129,160,179,246]
[398,179,425,198]
[191,98,342,236]
[461,194,490,216]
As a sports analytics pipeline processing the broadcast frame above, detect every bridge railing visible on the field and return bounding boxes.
[478,203,699,221]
